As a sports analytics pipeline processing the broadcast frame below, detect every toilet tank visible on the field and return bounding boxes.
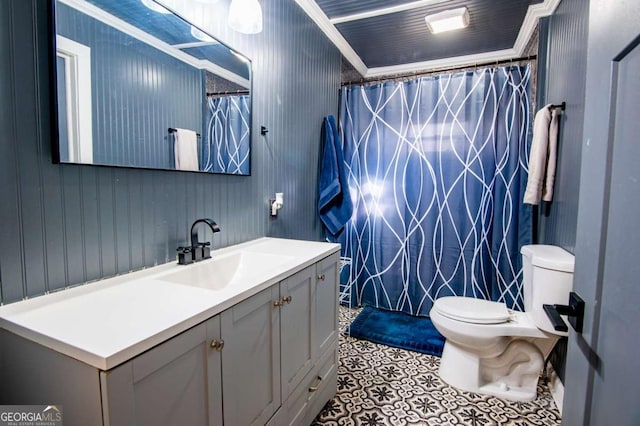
[521,245,575,334]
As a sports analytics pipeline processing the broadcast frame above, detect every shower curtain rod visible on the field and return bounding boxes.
[342,54,537,87]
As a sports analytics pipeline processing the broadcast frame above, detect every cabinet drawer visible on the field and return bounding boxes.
[286,340,338,426]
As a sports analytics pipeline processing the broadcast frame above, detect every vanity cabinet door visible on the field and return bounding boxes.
[221,285,281,426]
[280,266,314,397]
[312,253,340,360]
[100,316,223,426]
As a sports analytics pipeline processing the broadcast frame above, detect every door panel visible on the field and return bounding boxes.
[565,0,640,423]
[221,286,281,426]
[102,317,222,426]
[280,266,314,396]
[313,253,339,359]
[589,39,640,425]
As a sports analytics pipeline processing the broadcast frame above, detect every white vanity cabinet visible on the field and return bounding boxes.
[220,285,281,425]
[222,252,340,426]
[101,316,224,426]
[0,242,340,426]
[280,254,339,426]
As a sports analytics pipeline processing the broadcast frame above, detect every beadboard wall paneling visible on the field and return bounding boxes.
[535,0,589,384]
[56,3,203,169]
[0,0,340,304]
[536,0,588,252]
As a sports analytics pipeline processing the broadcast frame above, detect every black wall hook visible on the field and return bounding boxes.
[260,126,269,135]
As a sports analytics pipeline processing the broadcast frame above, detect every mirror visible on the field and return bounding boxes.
[53,0,251,175]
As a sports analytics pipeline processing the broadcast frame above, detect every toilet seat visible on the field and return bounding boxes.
[433,296,511,324]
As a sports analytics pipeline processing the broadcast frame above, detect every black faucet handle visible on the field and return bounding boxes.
[176,246,194,265]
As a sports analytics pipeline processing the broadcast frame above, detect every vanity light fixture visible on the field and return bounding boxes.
[228,0,263,34]
[141,0,171,14]
[424,7,469,34]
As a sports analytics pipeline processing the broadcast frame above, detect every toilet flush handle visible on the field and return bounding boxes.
[543,292,585,333]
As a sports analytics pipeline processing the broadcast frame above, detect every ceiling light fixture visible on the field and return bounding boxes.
[228,0,263,34]
[141,0,171,14]
[424,7,469,34]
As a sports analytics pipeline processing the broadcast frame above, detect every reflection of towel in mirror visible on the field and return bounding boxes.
[174,128,199,171]
[523,105,559,205]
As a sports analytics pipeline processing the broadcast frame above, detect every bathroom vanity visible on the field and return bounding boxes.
[0,238,340,426]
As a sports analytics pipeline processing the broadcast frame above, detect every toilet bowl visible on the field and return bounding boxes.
[429,245,575,401]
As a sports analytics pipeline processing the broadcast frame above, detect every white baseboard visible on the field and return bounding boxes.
[546,362,564,415]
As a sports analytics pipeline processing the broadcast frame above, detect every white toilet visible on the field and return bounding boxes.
[429,244,575,401]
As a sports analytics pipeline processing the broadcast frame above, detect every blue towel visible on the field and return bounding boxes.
[318,115,353,236]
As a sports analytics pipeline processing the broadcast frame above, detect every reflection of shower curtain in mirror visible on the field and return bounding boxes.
[335,66,533,316]
[203,95,250,174]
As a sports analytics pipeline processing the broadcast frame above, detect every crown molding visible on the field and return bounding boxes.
[513,0,562,54]
[364,48,519,78]
[293,0,368,76]
[295,0,562,79]
[329,0,451,25]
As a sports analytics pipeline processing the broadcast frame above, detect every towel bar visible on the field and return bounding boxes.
[168,127,201,138]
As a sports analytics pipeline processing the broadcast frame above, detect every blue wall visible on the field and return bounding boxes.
[0,0,340,304]
[56,3,203,169]
[535,0,589,383]
[536,0,588,252]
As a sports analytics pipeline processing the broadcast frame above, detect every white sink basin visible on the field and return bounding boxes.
[159,251,294,291]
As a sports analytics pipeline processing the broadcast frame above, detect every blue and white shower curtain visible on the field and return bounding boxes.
[335,65,533,316]
[203,95,250,174]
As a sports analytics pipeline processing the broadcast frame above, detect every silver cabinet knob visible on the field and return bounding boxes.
[273,300,283,307]
[282,296,292,304]
[317,274,325,281]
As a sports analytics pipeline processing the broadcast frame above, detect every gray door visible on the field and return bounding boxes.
[563,0,640,424]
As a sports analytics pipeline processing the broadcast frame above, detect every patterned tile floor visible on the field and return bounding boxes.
[312,307,561,426]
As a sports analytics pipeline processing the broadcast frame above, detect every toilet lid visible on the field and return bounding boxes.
[433,297,511,324]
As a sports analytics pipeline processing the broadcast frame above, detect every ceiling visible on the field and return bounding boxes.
[294,0,561,78]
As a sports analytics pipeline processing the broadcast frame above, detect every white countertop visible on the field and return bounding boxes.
[0,238,340,370]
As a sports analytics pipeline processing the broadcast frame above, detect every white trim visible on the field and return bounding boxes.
[293,0,368,76]
[171,41,219,49]
[58,0,250,89]
[546,361,565,415]
[56,35,93,164]
[512,0,562,54]
[365,48,518,78]
[297,0,562,78]
[329,0,451,25]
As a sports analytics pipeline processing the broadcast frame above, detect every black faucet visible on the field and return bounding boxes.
[177,218,221,265]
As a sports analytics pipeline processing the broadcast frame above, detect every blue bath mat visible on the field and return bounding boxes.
[348,306,445,356]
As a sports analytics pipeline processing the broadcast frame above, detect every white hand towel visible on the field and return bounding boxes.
[523,105,560,205]
[174,128,199,171]
[542,108,559,202]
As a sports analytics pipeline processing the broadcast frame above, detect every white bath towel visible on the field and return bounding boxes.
[523,105,559,205]
[173,128,199,171]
